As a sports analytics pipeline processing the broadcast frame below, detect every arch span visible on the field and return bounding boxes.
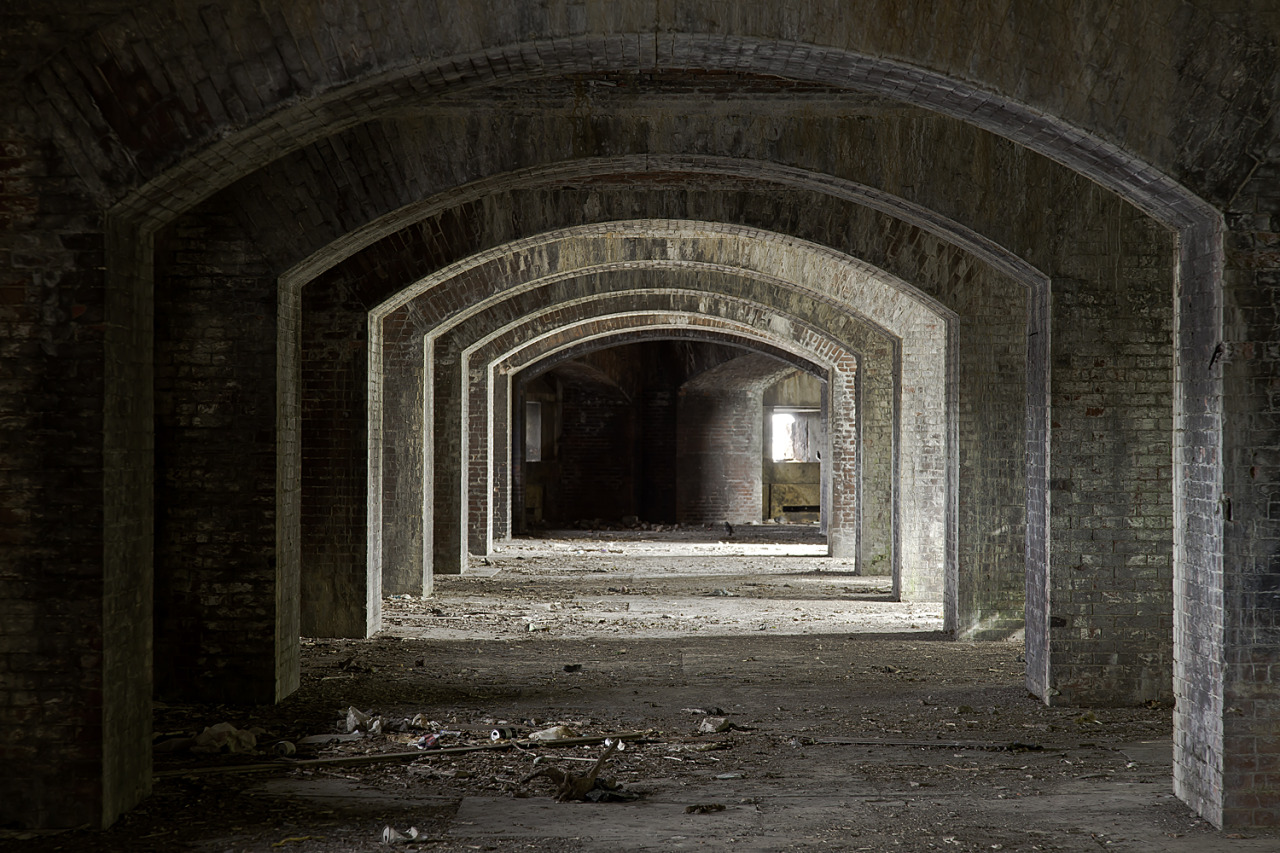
[361,222,950,619]
[32,14,1227,828]
[485,326,833,555]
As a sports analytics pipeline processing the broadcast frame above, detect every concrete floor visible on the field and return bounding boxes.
[5,529,1275,852]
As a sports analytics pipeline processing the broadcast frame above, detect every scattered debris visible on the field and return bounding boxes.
[529,724,576,741]
[134,534,1185,848]
[694,741,732,752]
[298,733,362,746]
[699,717,734,734]
[345,706,372,733]
[153,735,196,753]
[685,803,727,814]
[521,739,639,802]
[380,825,422,844]
[192,722,257,754]
[337,656,376,673]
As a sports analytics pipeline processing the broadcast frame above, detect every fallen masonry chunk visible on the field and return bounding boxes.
[699,717,733,733]
[344,706,372,733]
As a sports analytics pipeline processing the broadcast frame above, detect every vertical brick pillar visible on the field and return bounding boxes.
[511,384,528,534]
[1034,198,1175,705]
[300,281,378,637]
[0,118,151,825]
[1189,204,1280,827]
[819,382,831,537]
[463,362,514,556]
[431,339,466,573]
[948,268,1032,640]
[465,354,491,556]
[826,361,859,560]
[102,220,154,828]
[153,206,294,702]
[379,314,428,594]
[491,371,512,543]
[1025,285,1052,697]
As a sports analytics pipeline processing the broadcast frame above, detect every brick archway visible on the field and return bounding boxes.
[360,223,951,627]
[483,324,834,559]
[10,7,1254,826]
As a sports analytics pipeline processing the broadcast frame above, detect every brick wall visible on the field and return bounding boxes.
[549,377,637,524]
[641,388,678,522]
[677,388,762,525]
[0,112,120,828]
[495,329,826,550]
[1035,195,1177,705]
[153,200,282,703]
[5,0,1278,829]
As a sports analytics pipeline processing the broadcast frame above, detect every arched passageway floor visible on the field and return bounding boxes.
[383,527,940,640]
[14,533,1273,851]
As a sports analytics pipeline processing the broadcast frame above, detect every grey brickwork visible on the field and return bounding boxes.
[153,200,287,703]
[471,319,861,565]
[2,0,1278,831]
[366,224,949,604]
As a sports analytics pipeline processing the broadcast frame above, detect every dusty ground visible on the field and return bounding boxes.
[5,527,1277,852]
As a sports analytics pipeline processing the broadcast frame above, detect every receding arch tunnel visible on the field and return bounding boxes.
[509,343,818,536]
[9,2,1271,833]
[359,222,959,636]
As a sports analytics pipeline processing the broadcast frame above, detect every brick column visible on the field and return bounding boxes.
[1032,200,1176,706]
[431,338,466,573]
[826,361,860,559]
[0,135,150,827]
[299,281,379,637]
[1191,201,1280,827]
[379,315,430,593]
[153,207,291,703]
[490,371,513,544]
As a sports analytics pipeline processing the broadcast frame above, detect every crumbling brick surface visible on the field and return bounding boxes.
[3,0,1278,831]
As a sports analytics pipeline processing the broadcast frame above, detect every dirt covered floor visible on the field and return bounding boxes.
[6,528,1277,852]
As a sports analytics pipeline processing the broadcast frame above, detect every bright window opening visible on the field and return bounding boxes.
[771,412,796,462]
[771,409,821,463]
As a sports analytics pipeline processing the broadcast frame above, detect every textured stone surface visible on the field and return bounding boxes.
[2,0,1278,831]
[366,225,948,602]
[471,319,873,565]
